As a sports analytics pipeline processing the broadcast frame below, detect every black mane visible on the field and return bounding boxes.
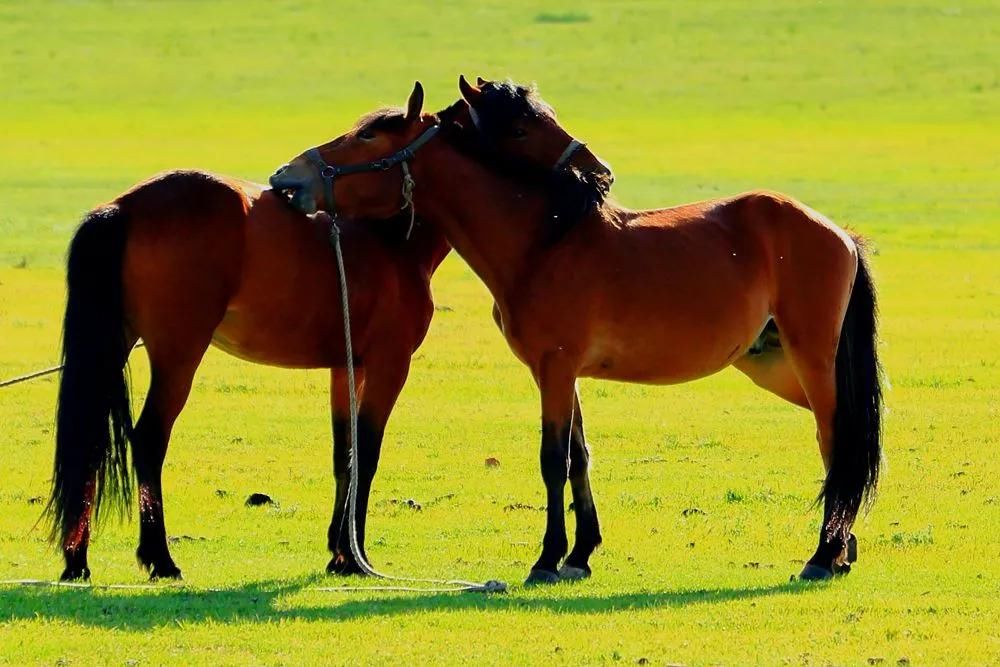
[473,81,553,134]
[436,85,608,242]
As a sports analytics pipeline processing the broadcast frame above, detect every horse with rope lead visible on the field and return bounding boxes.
[274,79,884,585]
[33,78,609,588]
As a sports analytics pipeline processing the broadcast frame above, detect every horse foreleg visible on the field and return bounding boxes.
[526,353,577,585]
[561,390,602,579]
[326,367,365,575]
[328,350,408,576]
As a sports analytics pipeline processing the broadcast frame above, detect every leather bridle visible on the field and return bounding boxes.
[284,123,441,218]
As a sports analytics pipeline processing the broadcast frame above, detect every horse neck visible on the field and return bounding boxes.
[409,141,549,299]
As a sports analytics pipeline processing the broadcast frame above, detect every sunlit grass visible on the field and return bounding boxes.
[1,1,998,665]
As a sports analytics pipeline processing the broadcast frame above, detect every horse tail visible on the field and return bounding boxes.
[46,205,134,545]
[821,233,884,536]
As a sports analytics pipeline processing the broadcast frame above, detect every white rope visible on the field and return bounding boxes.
[0,342,145,389]
[329,223,506,594]
[0,365,62,388]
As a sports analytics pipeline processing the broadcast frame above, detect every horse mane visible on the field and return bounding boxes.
[472,80,554,131]
[436,98,609,243]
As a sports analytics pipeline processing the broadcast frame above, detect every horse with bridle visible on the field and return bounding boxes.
[46,84,610,581]
[273,79,883,584]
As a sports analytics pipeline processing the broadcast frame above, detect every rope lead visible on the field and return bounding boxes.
[329,219,507,594]
[401,161,417,240]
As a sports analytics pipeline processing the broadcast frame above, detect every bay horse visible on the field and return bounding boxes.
[47,97,610,582]
[272,80,883,584]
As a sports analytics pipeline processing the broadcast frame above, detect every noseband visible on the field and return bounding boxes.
[553,139,585,171]
[304,124,441,219]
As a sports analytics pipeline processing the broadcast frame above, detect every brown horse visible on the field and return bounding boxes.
[47,95,610,581]
[274,80,883,584]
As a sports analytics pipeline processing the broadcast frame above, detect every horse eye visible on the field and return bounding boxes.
[358,129,376,141]
[511,127,528,139]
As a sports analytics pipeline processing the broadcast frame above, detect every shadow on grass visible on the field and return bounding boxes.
[0,575,826,629]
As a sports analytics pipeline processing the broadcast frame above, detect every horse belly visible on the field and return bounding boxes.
[215,256,342,367]
[580,292,770,384]
[212,301,335,368]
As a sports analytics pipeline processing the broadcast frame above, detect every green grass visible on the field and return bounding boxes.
[1,1,998,664]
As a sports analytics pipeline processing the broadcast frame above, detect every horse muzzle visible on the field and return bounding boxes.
[269,165,318,215]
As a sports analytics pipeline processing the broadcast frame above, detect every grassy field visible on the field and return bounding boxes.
[1,1,998,664]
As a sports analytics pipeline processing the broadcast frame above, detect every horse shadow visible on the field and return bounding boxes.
[0,575,825,630]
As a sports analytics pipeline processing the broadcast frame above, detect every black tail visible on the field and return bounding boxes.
[46,205,134,545]
[822,235,884,537]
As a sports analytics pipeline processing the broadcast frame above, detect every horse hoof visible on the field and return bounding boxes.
[149,563,183,581]
[524,569,560,586]
[59,566,90,582]
[798,563,834,581]
[326,556,367,576]
[557,564,591,581]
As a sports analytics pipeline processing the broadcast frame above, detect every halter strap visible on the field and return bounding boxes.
[554,138,585,171]
[306,124,441,215]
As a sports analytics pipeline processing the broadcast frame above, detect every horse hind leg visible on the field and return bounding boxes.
[770,310,855,580]
[128,286,222,579]
[734,317,863,572]
[132,347,209,579]
[121,198,241,578]
[733,342,811,410]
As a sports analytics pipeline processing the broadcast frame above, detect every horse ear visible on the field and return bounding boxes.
[405,81,424,122]
[458,74,482,105]
[476,76,487,86]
